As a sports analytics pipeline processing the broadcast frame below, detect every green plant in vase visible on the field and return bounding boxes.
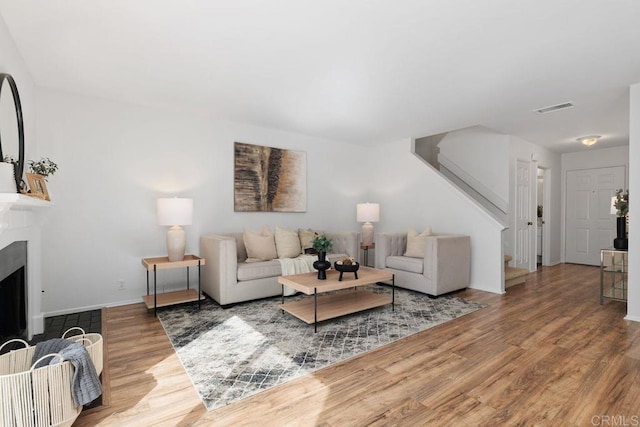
[311,234,333,280]
[311,233,333,254]
[613,188,629,250]
[613,189,629,217]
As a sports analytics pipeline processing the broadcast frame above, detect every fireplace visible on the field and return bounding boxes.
[1,194,50,339]
[0,241,27,340]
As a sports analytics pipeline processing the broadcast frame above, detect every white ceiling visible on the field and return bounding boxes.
[1,1,639,153]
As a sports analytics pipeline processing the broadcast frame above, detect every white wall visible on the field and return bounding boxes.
[0,13,37,163]
[627,83,640,322]
[369,139,505,294]
[560,145,630,264]
[438,126,510,205]
[508,135,562,266]
[36,88,370,315]
[562,146,629,175]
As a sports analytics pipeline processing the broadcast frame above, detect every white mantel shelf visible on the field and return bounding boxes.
[0,193,52,209]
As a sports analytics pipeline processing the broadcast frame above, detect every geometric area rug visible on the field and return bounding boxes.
[157,285,485,411]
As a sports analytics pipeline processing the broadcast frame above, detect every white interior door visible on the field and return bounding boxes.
[565,166,625,265]
[515,159,534,270]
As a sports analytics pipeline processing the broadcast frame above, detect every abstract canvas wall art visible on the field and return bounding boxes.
[234,142,307,212]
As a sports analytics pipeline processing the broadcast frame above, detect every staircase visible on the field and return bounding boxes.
[504,255,528,288]
[414,133,509,226]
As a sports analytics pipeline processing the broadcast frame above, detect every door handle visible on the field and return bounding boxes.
[527,221,533,226]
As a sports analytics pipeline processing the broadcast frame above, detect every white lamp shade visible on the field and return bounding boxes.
[357,203,380,223]
[157,198,193,226]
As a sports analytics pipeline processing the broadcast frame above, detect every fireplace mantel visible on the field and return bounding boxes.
[0,193,51,209]
[0,192,51,339]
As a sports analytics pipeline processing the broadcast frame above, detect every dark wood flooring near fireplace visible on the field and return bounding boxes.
[35,309,102,343]
[0,309,102,348]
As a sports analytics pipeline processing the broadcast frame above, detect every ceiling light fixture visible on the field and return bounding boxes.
[577,135,601,147]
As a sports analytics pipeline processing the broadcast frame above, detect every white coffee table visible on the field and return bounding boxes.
[277,266,395,332]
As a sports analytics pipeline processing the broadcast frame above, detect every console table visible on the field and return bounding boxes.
[600,248,627,305]
[141,255,205,316]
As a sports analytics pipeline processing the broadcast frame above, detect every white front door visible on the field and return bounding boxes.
[565,166,626,265]
[515,159,534,270]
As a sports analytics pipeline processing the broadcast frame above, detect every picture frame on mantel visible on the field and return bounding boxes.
[25,173,50,201]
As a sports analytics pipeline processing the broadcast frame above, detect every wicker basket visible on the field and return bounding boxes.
[0,327,103,427]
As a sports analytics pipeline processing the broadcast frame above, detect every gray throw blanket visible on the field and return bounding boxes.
[32,338,102,406]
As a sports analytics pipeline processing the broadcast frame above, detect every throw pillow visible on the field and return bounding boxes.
[275,225,302,259]
[243,225,277,262]
[298,228,322,253]
[404,226,433,258]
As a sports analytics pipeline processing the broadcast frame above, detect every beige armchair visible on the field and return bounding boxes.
[374,232,471,296]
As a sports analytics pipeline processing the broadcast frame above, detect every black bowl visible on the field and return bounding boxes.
[333,261,360,272]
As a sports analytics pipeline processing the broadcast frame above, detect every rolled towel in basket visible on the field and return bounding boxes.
[33,338,102,406]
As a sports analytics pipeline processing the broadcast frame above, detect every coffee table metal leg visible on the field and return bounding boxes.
[281,285,284,314]
[392,274,395,311]
[314,288,318,333]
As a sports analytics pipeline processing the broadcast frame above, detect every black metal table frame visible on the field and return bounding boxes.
[146,259,202,316]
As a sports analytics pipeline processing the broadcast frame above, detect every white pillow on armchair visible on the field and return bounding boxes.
[404,227,432,258]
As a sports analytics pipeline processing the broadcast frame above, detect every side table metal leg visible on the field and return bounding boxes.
[600,252,604,305]
[198,260,201,309]
[187,266,190,290]
[146,270,149,296]
[154,265,157,317]
[314,288,318,333]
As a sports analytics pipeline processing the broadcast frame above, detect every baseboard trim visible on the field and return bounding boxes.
[624,315,640,323]
[43,298,141,318]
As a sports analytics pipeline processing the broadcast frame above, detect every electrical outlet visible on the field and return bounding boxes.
[118,279,125,290]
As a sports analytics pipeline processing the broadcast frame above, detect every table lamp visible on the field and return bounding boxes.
[357,202,379,246]
[157,197,193,262]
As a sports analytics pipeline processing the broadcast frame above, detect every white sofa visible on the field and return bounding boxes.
[200,231,359,306]
[375,232,471,296]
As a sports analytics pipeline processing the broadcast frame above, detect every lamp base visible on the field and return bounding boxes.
[167,226,186,262]
[361,222,374,246]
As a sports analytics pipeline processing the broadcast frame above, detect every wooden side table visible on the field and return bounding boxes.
[141,254,205,316]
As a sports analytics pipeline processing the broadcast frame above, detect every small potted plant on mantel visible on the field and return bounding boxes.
[28,157,58,180]
[311,233,333,280]
[1,155,20,192]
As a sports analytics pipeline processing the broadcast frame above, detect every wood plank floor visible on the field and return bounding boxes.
[76,264,640,426]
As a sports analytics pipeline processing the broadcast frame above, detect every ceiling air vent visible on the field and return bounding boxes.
[533,102,575,114]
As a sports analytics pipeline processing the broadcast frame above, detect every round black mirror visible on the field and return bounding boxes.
[0,73,25,192]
